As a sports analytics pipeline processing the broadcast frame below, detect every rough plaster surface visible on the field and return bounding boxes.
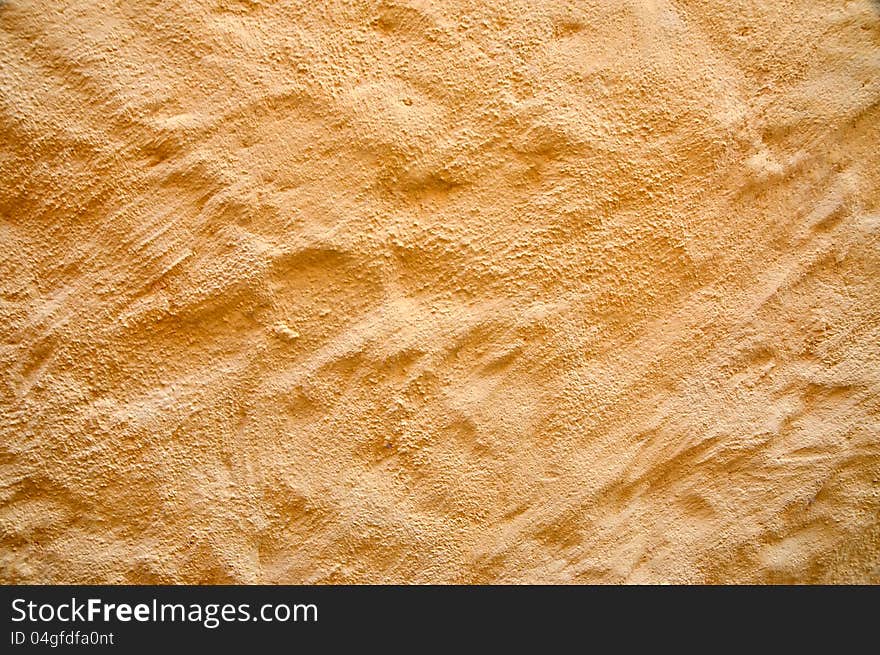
[1,0,879,584]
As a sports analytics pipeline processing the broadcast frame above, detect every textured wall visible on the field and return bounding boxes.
[1,0,879,583]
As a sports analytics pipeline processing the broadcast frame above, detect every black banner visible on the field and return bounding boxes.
[0,585,874,649]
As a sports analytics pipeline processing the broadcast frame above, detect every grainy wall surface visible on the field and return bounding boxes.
[1,0,879,583]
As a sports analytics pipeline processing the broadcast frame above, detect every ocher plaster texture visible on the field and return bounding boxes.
[1,1,879,583]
